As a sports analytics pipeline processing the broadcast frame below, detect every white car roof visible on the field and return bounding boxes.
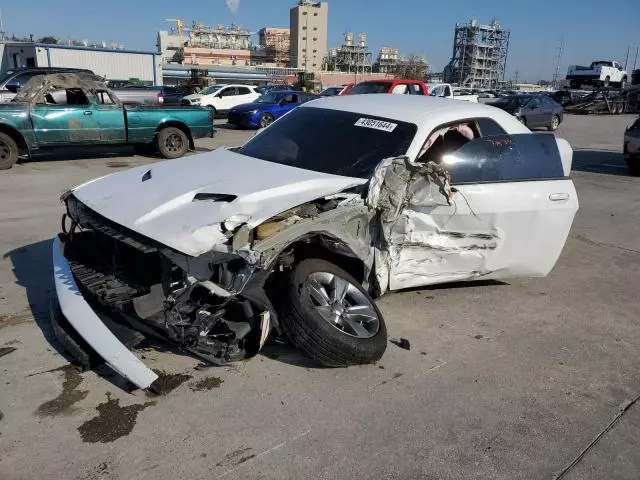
[303,94,515,126]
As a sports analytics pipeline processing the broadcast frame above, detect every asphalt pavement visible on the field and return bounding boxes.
[0,115,638,480]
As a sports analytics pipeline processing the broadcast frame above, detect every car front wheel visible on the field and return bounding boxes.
[156,127,189,159]
[278,258,387,367]
[258,113,274,128]
[548,115,560,131]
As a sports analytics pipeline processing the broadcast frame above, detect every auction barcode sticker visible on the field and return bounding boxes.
[354,118,397,132]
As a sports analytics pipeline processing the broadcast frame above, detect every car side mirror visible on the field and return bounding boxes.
[5,80,20,93]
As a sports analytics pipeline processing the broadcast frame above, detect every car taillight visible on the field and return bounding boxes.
[158,93,164,105]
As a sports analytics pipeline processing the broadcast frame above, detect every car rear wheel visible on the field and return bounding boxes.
[278,258,387,367]
[156,127,189,159]
[0,132,19,170]
[548,115,560,131]
[258,113,274,128]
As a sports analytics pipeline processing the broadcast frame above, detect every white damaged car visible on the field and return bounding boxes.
[51,95,578,391]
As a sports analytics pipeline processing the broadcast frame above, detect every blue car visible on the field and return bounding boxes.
[227,91,318,128]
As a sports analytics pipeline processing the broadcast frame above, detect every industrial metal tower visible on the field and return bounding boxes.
[444,17,510,89]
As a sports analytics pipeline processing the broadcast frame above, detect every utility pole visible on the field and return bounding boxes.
[633,46,638,71]
[514,70,519,85]
[551,38,564,90]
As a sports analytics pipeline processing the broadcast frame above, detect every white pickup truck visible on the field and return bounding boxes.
[566,61,628,89]
[427,83,478,102]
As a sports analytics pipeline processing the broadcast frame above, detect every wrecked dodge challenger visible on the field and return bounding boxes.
[51,95,579,390]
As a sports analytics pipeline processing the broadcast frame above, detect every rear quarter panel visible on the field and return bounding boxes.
[124,106,212,143]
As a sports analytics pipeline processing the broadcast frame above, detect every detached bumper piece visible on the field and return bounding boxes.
[51,197,270,388]
[52,236,158,389]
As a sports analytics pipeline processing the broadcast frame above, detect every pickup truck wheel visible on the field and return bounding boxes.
[278,258,387,367]
[156,127,188,159]
[0,132,19,170]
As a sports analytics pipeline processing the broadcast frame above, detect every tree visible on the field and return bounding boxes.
[37,36,58,45]
[394,54,428,81]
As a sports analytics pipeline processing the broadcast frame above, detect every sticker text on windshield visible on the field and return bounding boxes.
[354,118,398,132]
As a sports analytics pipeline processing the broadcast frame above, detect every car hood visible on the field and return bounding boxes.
[232,102,271,112]
[70,148,366,257]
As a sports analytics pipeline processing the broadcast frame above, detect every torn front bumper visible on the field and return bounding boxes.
[51,236,158,389]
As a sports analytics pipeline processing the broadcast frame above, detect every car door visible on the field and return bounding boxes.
[523,97,545,127]
[93,90,126,143]
[384,128,578,290]
[273,93,300,119]
[217,87,240,111]
[29,88,101,145]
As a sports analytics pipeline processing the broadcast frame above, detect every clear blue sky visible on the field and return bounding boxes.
[2,0,638,81]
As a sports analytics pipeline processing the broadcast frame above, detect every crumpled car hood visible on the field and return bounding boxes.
[71,148,366,256]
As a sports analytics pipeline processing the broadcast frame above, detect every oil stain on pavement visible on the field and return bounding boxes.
[148,370,192,395]
[35,364,89,416]
[78,393,156,443]
[189,376,223,391]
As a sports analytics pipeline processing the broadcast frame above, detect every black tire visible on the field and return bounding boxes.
[0,132,19,170]
[156,127,189,159]
[548,115,560,131]
[258,113,274,129]
[278,258,387,367]
[628,161,640,177]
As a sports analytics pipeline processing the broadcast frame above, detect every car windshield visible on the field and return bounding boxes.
[200,85,224,95]
[493,96,524,108]
[255,92,284,104]
[238,107,417,178]
[0,70,17,85]
[348,82,391,94]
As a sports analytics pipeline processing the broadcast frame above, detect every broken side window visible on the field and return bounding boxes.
[442,133,566,184]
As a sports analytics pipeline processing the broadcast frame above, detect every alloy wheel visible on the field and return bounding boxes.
[303,272,380,339]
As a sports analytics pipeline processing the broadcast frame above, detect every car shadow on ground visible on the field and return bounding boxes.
[22,145,138,163]
[572,150,629,176]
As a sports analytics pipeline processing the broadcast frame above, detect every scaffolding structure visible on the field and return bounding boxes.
[326,33,373,74]
[187,23,252,50]
[258,28,291,66]
[444,17,510,88]
[374,47,400,74]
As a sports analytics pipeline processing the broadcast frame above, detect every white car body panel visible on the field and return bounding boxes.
[183,84,259,111]
[71,148,366,257]
[52,237,158,389]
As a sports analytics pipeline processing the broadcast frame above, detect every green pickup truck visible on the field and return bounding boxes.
[0,73,214,170]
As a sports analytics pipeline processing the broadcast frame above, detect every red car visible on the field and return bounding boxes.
[347,79,429,96]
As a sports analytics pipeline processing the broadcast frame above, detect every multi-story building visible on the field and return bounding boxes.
[289,1,328,71]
